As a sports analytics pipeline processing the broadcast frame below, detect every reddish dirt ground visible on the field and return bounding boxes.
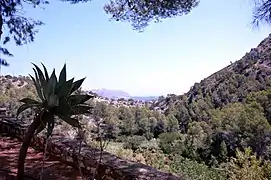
[0,136,82,180]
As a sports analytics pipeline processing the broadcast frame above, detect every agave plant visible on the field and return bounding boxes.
[16,63,93,180]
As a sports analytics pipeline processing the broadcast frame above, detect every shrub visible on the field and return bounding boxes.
[123,135,146,151]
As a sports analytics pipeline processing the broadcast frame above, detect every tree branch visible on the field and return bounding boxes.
[0,13,2,40]
[252,0,271,27]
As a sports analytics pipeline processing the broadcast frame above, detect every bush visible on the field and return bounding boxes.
[158,132,182,154]
[169,155,226,180]
[223,147,269,180]
[123,135,146,151]
[140,138,160,150]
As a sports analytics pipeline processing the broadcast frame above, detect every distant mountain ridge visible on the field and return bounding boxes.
[90,88,158,101]
[91,88,130,99]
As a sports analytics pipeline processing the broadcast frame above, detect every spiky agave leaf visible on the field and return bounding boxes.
[43,69,57,101]
[67,94,93,106]
[70,78,86,94]
[16,98,42,117]
[19,98,42,105]
[54,95,92,116]
[69,105,92,115]
[54,102,91,116]
[32,63,46,87]
[32,68,43,95]
[56,78,74,98]
[58,64,67,87]
[17,104,34,118]
[56,115,80,128]
[29,74,45,102]
[41,63,49,81]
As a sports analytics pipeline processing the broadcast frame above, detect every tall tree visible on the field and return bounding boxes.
[104,0,199,31]
[104,0,271,30]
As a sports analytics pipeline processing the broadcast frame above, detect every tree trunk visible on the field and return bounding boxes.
[17,116,41,180]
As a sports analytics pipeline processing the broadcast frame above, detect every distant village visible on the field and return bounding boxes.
[88,91,155,108]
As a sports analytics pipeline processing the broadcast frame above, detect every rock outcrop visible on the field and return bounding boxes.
[0,117,184,180]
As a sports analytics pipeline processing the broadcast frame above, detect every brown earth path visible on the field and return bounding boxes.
[0,135,82,180]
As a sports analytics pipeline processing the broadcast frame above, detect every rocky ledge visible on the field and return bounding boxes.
[0,117,184,180]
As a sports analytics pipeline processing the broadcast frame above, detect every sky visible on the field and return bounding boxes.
[1,0,271,96]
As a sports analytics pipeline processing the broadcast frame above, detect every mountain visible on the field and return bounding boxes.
[90,88,131,99]
[90,88,158,101]
[152,33,271,131]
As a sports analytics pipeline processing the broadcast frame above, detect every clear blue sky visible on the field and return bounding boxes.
[1,0,271,96]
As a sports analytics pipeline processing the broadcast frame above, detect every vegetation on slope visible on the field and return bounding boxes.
[2,35,271,179]
[152,34,271,131]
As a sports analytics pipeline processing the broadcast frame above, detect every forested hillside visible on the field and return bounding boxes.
[152,34,271,131]
[1,35,271,179]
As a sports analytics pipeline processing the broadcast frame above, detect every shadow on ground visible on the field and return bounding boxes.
[0,135,82,180]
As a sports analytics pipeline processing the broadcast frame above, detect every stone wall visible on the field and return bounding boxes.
[0,117,184,180]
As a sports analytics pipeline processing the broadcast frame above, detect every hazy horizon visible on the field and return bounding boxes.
[1,0,271,96]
